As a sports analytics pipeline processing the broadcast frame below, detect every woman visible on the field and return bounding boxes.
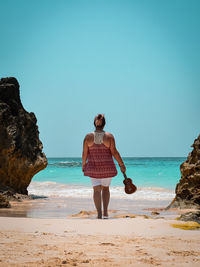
[82,114,126,219]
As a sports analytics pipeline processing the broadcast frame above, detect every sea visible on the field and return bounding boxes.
[28,157,185,202]
[0,157,186,218]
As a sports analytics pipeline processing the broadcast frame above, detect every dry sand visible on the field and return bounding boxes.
[0,214,200,266]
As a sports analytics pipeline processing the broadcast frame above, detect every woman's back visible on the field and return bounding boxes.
[86,131,112,148]
[83,131,117,178]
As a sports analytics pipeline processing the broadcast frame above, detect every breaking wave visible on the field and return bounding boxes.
[28,181,175,201]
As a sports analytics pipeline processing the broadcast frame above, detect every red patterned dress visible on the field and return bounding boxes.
[83,131,117,178]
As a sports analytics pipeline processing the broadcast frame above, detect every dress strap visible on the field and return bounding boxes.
[93,131,105,144]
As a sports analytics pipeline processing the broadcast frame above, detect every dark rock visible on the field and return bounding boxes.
[167,135,200,209]
[178,211,200,224]
[0,193,11,208]
[0,190,33,201]
[0,77,47,197]
[151,211,160,216]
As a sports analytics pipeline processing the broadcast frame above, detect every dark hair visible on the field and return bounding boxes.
[94,114,106,128]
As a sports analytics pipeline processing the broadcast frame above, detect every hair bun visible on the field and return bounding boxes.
[94,114,106,128]
[97,114,102,120]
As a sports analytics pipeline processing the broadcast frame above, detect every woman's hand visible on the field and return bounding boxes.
[82,164,86,172]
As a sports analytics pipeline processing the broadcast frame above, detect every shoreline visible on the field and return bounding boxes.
[0,195,178,219]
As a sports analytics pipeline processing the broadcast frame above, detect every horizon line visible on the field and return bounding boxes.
[46,156,187,158]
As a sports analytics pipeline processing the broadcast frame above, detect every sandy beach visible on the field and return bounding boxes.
[0,199,200,267]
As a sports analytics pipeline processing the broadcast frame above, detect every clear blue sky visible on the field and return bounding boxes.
[0,0,199,157]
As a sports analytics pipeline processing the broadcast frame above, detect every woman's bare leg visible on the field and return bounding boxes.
[102,186,110,217]
[93,185,102,219]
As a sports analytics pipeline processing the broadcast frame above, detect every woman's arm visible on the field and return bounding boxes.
[109,135,126,174]
[82,135,89,172]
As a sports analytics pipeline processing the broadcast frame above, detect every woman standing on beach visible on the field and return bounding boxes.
[82,114,126,219]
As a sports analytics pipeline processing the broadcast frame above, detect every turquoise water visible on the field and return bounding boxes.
[32,157,184,189]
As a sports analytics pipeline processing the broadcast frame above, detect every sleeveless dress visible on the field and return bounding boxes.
[83,131,117,178]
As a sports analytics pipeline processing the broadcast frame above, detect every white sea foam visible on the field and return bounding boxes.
[28,181,175,200]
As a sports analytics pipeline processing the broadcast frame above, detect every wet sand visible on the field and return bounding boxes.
[0,196,177,219]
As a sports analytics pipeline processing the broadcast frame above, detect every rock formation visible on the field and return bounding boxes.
[0,77,47,196]
[168,135,200,209]
[178,211,200,224]
[0,194,11,208]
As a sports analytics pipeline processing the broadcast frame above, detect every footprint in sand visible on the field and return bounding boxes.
[81,259,91,263]
[99,242,115,246]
